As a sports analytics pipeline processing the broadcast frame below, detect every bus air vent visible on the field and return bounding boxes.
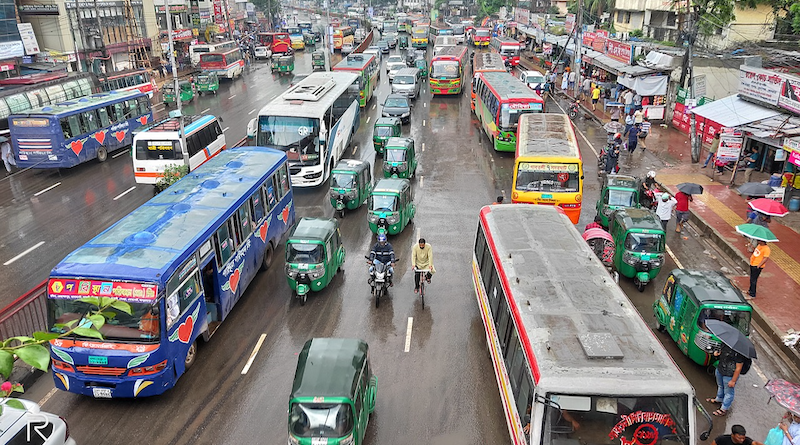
[284,79,336,101]
[578,333,623,359]
[347,54,364,62]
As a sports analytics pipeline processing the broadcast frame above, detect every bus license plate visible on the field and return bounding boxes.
[542,194,553,199]
[88,356,108,365]
[92,388,112,398]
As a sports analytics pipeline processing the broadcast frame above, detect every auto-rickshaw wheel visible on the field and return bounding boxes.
[375,291,380,308]
[635,277,646,292]
[198,91,203,96]
[300,293,307,306]
[337,209,345,218]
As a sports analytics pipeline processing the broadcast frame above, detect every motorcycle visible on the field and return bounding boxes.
[568,101,580,120]
[366,256,396,308]
[598,144,621,175]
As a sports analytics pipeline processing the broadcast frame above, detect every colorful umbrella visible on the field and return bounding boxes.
[748,198,789,217]
[765,379,800,416]
[677,182,704,195]
[603,121,625,134]
[738,182,775,197]
[705,320,757,359]
[735,224,779,242]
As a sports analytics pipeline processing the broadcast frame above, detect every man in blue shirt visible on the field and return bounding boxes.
[624,123,641,153]
[744,150,759,183]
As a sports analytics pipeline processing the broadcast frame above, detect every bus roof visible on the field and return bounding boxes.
[258,72,359,119]
[479,205,694,395]
[51,147,287,284]
[492,36,521,45]
[136,114,217,135]
[12,90,144,117]
[432,45,467,60]
[333,53,375,71]
[516,113,580,159]
[480,71,542,102]
[473,52,506,72]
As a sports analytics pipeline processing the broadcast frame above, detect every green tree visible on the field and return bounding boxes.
[155,163,189,193]
[672,0,759,36]
[769,0,800,35]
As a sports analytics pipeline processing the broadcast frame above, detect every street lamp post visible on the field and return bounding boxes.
[165,0,188,166]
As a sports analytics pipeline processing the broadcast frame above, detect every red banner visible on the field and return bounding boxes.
[592,30,607,52]
[606,39,632,64]
[49,279,158,303]
[582,31,595,47]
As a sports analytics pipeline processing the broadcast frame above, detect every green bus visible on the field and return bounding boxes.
[332,53,380,107]
[473,71,545,152]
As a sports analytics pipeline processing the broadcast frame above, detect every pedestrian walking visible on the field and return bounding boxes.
[624,123,641,153]
[561,75,569,92]
[633,92,642,111]
[624,110,635,135]
[748,239,770,299]
[744,150,759,182]
[639,117,651,149]
[711,425,765,445]
[581,77,591,101]
[623,89,634,114]
[1,136,15,174]
[703,133,720,168]
[604,144,620,174]
[634,107,644,124]
[708,344,746,417]
[777,411,800,445]
[674,190,693,233]
[568,70,576,90]
[656,193,677,231]
[591,84,601,111]
[609,104,622,122]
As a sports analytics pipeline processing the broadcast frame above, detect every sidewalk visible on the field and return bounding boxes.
[519,53,800,367]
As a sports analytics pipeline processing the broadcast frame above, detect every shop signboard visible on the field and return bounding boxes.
[17,23,40,55]
[18,4,59,15]
[779,76,800,115]
[592,30,607,52]
[606,39,632,64]
[565,14,575,33]
[582,31,595,46]
[157,4,188,12]
[0,41,24,59]
[717,127,743,162]
[543,43,552,55]
[514,7,529,25]
[739,65,782,105]
[784,137,800,167]
[692,74,706,99]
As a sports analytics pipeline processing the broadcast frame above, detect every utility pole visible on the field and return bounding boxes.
[73,0,90,72]
[67,5,84,72]
[165,0,188,166]
[92,0,109,76]
[684,0,700,163]
[572,0,582,98]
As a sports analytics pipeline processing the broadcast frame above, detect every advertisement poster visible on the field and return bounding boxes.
[606,39,632,64]
[779,77,800,114]
[739,66,782,105]
[17,23,39,55]
[565,14,575,33]
[717,127,743,162]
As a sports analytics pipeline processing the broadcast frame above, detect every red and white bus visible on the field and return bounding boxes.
[490,36,522,67]
[264,32,291,54]
[473,204,708,445]
[199,48,244,80]
[471,27,491,46]
[429,45,469,95]
[99,69,157,98]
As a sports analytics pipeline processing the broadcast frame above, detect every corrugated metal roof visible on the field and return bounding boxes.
[689,94,781,127]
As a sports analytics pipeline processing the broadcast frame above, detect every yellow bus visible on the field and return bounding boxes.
[512,113,584,224]
[411,26,429,47]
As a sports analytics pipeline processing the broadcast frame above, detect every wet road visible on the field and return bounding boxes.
[8,30,793,443]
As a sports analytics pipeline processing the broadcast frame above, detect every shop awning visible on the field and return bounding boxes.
[618,74,668,95]
[738,113,800,138]
[689,95,781,128]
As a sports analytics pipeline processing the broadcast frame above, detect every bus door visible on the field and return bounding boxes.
[201,255,222,335]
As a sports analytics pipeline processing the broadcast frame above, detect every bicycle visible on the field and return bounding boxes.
[414,268,430,309]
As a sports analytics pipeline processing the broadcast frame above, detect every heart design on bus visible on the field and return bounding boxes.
[113,130,127,143]
[279,201,292,224]
[138,116,149,126]
[228,269,241,293]
[69,139,85,155]
[94,130,107,145]
[258,219,270,242]
[177,315,194,343]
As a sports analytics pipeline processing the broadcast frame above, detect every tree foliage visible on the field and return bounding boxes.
[155,163,189,192]
[770,0,800,35]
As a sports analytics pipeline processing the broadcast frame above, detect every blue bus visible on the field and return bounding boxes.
[10,90,151,169]
[46,146,295,398]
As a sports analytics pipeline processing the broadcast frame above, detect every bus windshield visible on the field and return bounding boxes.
[202,54,224,63]
[500,47,520,57]
[257,116,320,165]
[543,394,689,445]
[625,233,665,253]
[431,61,459,78]
[476,29,490,37]
[515,162,580,193]
[290,403,353,438]
[287,243,324,264]
[500,107,536,129]
[49,298,160,342]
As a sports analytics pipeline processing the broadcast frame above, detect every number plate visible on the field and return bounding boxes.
[88,356,108,365]
[542,194,554,199]
[92,388,112,398]
[311,438,329,445]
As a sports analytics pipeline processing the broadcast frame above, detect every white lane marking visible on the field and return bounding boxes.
[112,149,130,159]
[229,94,237,99]
[552,100,598,158]
[201,108,211,114]
[223,127,230,132]
[241,333,267,375]
[422,143,425,152]
[38,387,58,407]
[404,317,414,352]
[665,245,683,269]
[270,95,277,100]
[372,104,376,110]
[113,186,136,201]
[419,175,424,188]
[423,119,426,127]
[4,241,45,266]
[424,102,427,108]
[33,182,61,197]
[352,145,358,155]
[248,108,257,115]
[366,116,371,124]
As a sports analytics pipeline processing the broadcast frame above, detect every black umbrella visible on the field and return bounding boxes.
[706,320,757,359]
[737,182,775,197]
[677,182,704,195]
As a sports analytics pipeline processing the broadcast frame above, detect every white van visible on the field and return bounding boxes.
[132,114,226,185]
[391,67,421,99]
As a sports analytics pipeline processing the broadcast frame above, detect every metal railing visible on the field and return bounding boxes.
[0,280,48,340]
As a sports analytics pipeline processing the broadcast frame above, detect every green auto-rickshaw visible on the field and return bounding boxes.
[414,58,428,78]
[312,49,326,71]
[609,208,666,292]
[288,338,377,445]
[195,72,219,95]
[272,54,295,75]
[367,178,415,235]
[399,35,409,50]
[285,217,346,305]
[163,80,194,105]
[655,269,752,367]
[303,31,316,47]
[596,174,642,227]
[382,137,417,179]
[372,117,402,154]
[330,159,373,217]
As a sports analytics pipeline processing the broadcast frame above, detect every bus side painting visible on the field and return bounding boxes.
[470,52,506,111]
[333,27,354,50]
[47,146,295,398]
[472,71,544,152]
[10,90,151,169]
[99,69,157,98]
[429,45,468,95]
[332,53,379,107]
[512,113,583,223]
[199,48,244,80]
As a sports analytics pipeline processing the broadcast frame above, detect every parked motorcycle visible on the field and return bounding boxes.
[568,101,580,120]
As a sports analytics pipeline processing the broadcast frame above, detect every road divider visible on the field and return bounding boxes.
[241,333,267,374]
[404,317,413,352]
[4,241,45,266]
[33,182,61,197]
[113,186,136,201]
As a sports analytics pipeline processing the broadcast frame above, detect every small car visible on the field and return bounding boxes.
[378,40,390,54]
[342,42,354,54]
[520,71,547,91]
[0,399,77,444]
[381,93,412,124]
[364,47,382,63]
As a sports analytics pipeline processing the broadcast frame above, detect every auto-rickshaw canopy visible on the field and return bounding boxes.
[612,208,664,233]
[668,269,749,306]
[288,217,339,244]
[291,338,369,399]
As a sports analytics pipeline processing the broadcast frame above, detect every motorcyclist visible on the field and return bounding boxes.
[368,234,395,286]
[644,170,658,190]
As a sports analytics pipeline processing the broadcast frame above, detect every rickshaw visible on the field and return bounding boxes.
[414,58,428,78]
[398,35,408,50]
[367,178,415,235]
[195,72,219,95]
[582,227,615,269]
[303,31,316,47]
[312,49,326,71]
[285,217,346,305]
[654,269,752,367]
[596,174,642,227]
[330,159,373,217]
[372,117,402,154]
[271,53,295,75]
[163,80,194,105]
[382,137,417,179]
[609,208,666,292]
[288,338,377,445]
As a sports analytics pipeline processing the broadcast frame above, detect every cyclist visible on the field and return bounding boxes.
[412,238,434,294]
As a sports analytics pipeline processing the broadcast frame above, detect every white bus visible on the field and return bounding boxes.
[251,72,360,187]
[189,40,236,66]
[473,204,713,445]
[132,115,226,185]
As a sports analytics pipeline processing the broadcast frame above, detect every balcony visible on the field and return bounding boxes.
[644,25,679,42]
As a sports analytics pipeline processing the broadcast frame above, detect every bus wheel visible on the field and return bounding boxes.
[261,241,275,271]
[184,341,197,370]
[97,146,108,163]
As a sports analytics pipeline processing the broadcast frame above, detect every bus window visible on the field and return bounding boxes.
[60,118,74,140]
[238,203,253,238]
[97,107,111,127]
[79,111,97,133]
[214,223,234,266]
[264,177,277,209]
[137,96,149,115]
[113,102,125,121]
[166,270,201,328]
[279,165,290,196]
[251,189,265,223]
[186,132,201,157]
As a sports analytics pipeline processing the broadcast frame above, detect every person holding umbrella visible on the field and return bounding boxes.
[748,239,771,300]
[674,183,703,233]
[708,340,748,416]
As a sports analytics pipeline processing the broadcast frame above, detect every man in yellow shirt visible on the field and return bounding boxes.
[412,238,434,294]
[748,240,770,299]
[591,85,601,111]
